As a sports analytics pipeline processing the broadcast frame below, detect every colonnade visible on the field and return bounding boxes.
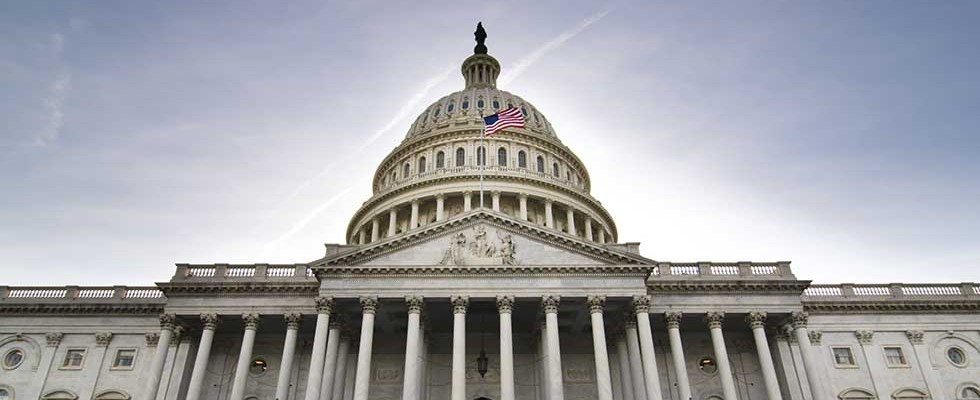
[143,298,826,400]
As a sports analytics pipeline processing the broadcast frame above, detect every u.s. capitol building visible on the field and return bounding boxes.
[2,26,979,400]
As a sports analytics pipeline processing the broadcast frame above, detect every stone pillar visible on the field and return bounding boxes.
[497,296,516,400]
[451,296,469,400]
[705,312,737,400]
[491,191,501,212]
[585,217,594,241]
[792,312,829,400]
[632,296,662,400]
[145,314,177,400]
[26,333,62,400]
[320,319,343,400]
[304,297,335,400]
[331,333,352,400]
[746,312,782,400]
[855,329,886,397]
[542,295,565,400]
[906,330,941,398]
[371,219,380,242]
[275,313,302,400]
[436,194,446,221]
[518,194,528,220]
[84,332,113,400]
[615,334,635,400]
[388,208,398,237]
[545,200,554,229]
[410,199,420,229]
[539,323,550,400]
[353,297,379,400]
[463,191,472,212]
[418,317,429,400]
[403,296,424,400]
[358,227,366,245]
[624,319,647,400]
[664,312,691,400]
[587,296,613,400]
[566,207,576,236]
[186,313,219,400]
[598,229,606,244]
[229,313,260,400]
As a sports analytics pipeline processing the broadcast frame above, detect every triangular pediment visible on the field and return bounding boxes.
[315,211,653,267]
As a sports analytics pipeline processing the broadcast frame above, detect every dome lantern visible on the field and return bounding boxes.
[463,22,500,89]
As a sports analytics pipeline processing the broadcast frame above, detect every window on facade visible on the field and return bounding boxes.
[892,389,928,399]
[93,391,130,400]
[391,171,396,182]
[477,147,486,166]
[0,388,10,400]
[433,107,440,117]
[536,156,545,173]
[462,99,470,110]
[456,148,465,167]
[948,347,967,366]
[2,349,24,370]
[498,148,507,166]
[111,349,136,369]
[838,389,875,400]
[552,163,560,177]
[518,151,527,168]
[62,349,85,369]
[698,357,717,374]
[249,358,268,375]
[492,99,500,109]
[832,347,856,367]
[883,347,907,367]
[40,390,78,400]
[418,157,427,174]
[403,163,410,178]
[962,387,980,399]
[477,98,485,108]
[520,106,528,117]
[436,151,445,168]
[566,171,571,181]
[507,102,514,109]
[447,101,455,113]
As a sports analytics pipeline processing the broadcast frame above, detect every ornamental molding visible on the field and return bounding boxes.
[586,295,605,314]
[46,332,64,347]
[855,330,874,345]
[406,296,425,314]
[94,332,113,347]
[664,312,683,329]
[905,330,925,344]
[360,296,379,314]
[145,332,160,347]
[647,281,811,295]
[808,330,823,345]
[705,312,725,329]
[0,303,164,315]
[746,311,767,329]
[496,295,514,314]
[157,281,318,297]
[802,300,980,313]
[242,313,260,330]
[631,295,652,314]
[451,295,469,314]
[285,313,303,330]
[542,295,561,314]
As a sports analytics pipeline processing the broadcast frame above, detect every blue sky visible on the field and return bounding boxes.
[1,1,978,285]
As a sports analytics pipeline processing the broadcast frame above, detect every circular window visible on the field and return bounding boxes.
[2,349,24,370]
[249,358,268,375]
[0,387,10,400]
[947,346,967,367]
[698,357,717,374]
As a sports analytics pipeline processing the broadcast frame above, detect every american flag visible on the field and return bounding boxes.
[482,107,525,136]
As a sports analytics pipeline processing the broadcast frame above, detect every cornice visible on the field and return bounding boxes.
[0,303,164,315]
[318,264,655,278]
[157,281,319,296]
[647,281,812,295]
[803,300,980,314]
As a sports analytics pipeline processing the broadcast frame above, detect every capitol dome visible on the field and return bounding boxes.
[346,25,617,246]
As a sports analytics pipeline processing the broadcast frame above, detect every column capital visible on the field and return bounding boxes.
[808,330,823,345]
[544,198,553,205]
[316,296,336,314]
[496,295,515,314]
[406,295,425,314]
[586,295,606,314]
[746,311,768,329]
[518,192,528,199]
[451,295,469,314]
[705,312,725,329]
[855,330,874,345]
[436,193,446,200]
[360,296,379,314]
[285,313,302,330]
[95,331,114,347]
[463,190,472,196]
[664,311,683,329]
[46,332,64,347]
[160,313,178,331]
[541,295,561,314]
[905,330,925,345]
[200,313,220,330]
[790,311,809,329]
[242,313,260,330]
[146,332,160,347]
[782,325,797,343]
[411,198,420,205]
[631,295,652,314]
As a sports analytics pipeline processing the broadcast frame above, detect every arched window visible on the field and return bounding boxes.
[961,387,980,399]
[477,98,485,109]
[518,150,527,168]
[552,163,560,177]
[536,156,545,173]
[403,163,411,178]
[455,148,465,167]
[462,98,470,110]
[391,171,396,182]
[433,106,440,117]
[566,171,571,181]
[477,147,486,166]
[447,101,455,113]
[41,390,78,400]
[436,151,445,168]
[498,147,507,166]
[0,387,12,400]
[418,157,426,174]
[892,388,928,400]
[93,390,131,400]
[492,99,500,109]
[520,106,528,117]
[838,389,875,400]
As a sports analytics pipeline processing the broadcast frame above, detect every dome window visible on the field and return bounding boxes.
[536,156,545,173]
[456,148,466,167]
[520,106,528,117]
[507,102,514,109]
[477,146,486,166]
[498,148,507,167]
[552,163,560,178]
[492,99,500,109]
[418,157,427,174]
[433,107,440,117]
[518,151,527,168]
[436,151,445,169]
[462,99,470,110]
[533,112,540,123]
[477,98,485,109]
[447,101,455,113]
[403,163,411,178]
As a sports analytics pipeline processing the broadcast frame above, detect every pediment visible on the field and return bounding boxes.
[317,212,652,267]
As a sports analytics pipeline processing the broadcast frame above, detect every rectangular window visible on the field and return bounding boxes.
[61,349,86,369]
[112,349,137,369]
[832,347,856,367]
[883,346,908,367]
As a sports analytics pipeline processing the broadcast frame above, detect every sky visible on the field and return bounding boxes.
[1,1,979,286]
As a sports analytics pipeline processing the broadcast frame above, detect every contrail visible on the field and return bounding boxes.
[36,33,70,146]
[498,10,611,86]
[259,187,353,257]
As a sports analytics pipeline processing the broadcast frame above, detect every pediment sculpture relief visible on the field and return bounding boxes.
[439,226,517,266]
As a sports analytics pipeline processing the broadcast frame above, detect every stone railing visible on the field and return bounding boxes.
[378,165,586,194]
[803,283,980,300]
[0,286,165,302]
[650,261,795,280]
[172,263,315,282]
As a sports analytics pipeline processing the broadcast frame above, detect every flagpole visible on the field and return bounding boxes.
[479,123,485,210]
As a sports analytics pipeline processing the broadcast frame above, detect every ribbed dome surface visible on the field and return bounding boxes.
[404,87,558,140]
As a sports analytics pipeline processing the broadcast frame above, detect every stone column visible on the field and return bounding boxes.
[451,296,469,400]
[545,199,554,229]
[320,319,344,400]
[304,297,335,400]
[353,297,379,400]
[542,295,565,400]
[229,313,260,400]
[584,217,594,241]
[518,194,528,220]
[906,330,941,398]
[403,296,424,400]
[855,330,885,397]
[358,227,366,244]
[598,229,606,244]
[587,296,613,400]
[436,194,446,221]
[410,199,420,229]
[331,332,352,400]
[186,313,219,400]
[388,208,398,237]
[664,312,691,400]
[497,296,516,400]
[463,191,472,212]
[371,219,380,242]
[418,317,429,400]
[746,312,782,400]
[792,312,829,400]
[539,323,550,400]
[705,312,737,400]
[275,313,302,400]
[566,208,577,236]
[491,191,501,212]
[146,314,177,400]
[615,334,635,400]
[632,296,662,400]
[84,332,113,399]
[624,319,647,400]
